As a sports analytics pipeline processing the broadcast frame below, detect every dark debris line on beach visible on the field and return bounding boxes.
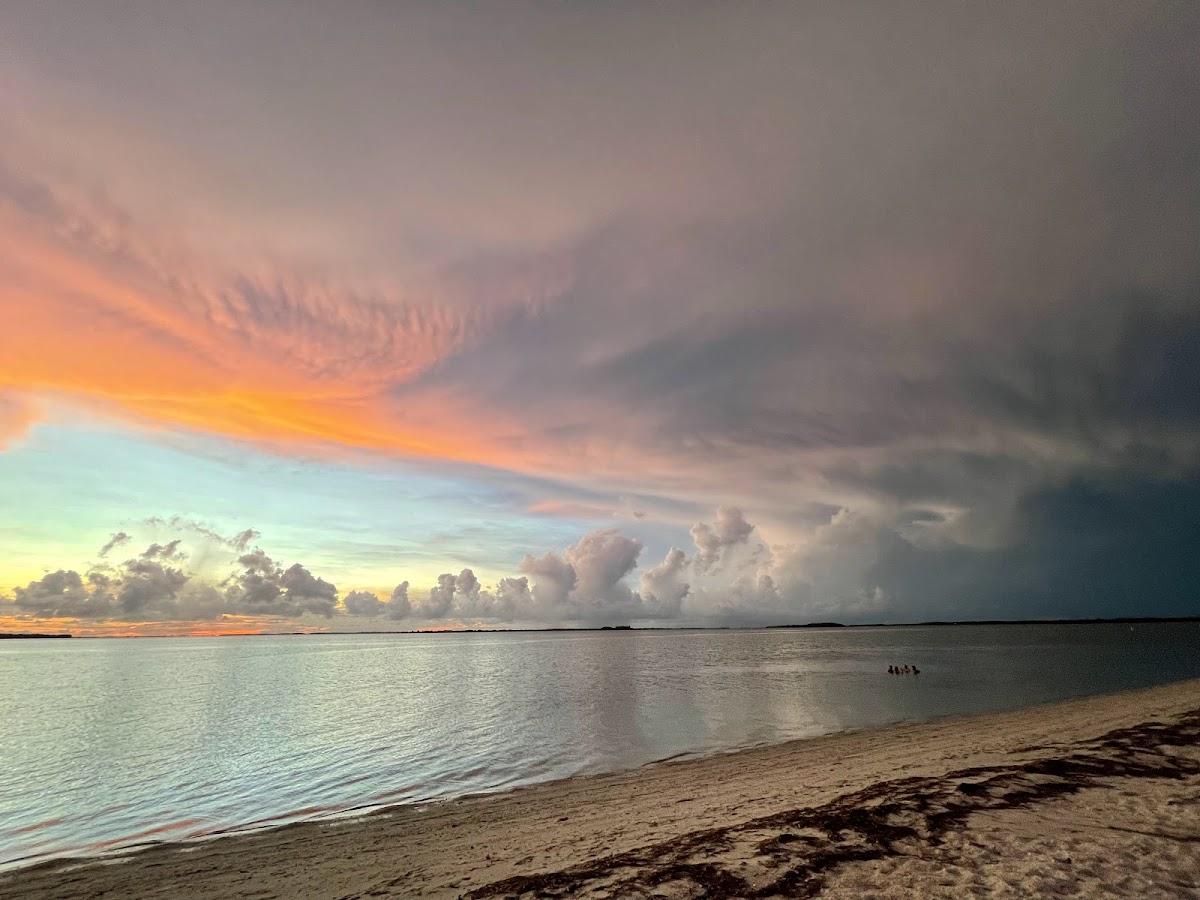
[465,710,1200,899]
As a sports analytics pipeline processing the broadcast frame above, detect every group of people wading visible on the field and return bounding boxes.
[887,664,920,675]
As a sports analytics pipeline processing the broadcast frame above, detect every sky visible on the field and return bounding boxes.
[1,1,1199,634]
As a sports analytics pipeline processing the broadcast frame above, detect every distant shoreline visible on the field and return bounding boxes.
[0,633,72,640]
[7,614,1198,640]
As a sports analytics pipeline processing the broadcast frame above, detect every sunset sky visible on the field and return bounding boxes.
[2,2,1198,634]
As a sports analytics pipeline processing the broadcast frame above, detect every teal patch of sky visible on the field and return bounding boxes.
[0,420,658,587]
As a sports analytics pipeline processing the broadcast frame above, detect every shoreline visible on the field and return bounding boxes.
[8,615,1200,640]
[4,677,1199,897]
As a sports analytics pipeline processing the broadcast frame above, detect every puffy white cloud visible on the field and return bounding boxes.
[519,550,578,611]
[492,576,532,620]
[639,547,690,617]
[690,507,754,573]
[515,531,640,622]
[564,529,643,619]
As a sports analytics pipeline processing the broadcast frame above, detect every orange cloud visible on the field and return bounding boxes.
[527,499,617,519]
[0,164,696,495]
[0,194,518,468]
[0,390,38,449]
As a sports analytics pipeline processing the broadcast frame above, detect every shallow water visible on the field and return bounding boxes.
[2,622,1198,869]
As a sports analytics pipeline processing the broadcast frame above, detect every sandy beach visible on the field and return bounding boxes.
[4,678,1198,899]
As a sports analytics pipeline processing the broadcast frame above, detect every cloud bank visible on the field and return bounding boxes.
[7,482,1199,634]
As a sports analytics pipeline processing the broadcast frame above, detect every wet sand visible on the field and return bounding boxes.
[4,678,1199,898]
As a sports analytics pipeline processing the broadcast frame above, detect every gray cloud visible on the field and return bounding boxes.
[139,540,186,563]
[386,582,411,619]
[98,532,132,558]
[117,558,189,615]
[11,543,222,622]
[13,570,114,619]
[342,590,386,618]
[224,551,338,618]
[341,583,413,620]
[231,529,261,552]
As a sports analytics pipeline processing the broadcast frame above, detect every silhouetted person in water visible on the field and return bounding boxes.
[912,665,920,675]
[887,665,894,674]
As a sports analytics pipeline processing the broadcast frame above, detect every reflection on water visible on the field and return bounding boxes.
[1,622,1198,868]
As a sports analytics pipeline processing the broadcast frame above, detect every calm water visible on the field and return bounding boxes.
[2,623,1198,869]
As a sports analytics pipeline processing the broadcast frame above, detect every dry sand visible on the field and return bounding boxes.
[4,679,1199,899]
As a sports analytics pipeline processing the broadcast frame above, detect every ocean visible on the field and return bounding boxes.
[2,621,1198,869]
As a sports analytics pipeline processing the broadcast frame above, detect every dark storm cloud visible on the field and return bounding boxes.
[863,476,1200,623]
[385,2,1200,496]
[380,2,1200,624]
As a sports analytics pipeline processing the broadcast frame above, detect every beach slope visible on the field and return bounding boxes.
[4,679,1199,898]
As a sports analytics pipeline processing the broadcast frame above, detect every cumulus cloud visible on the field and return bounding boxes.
[492,576,532,619]
[342,589,386,617]
[386,581,411,619]
[117,558,189,615]
[564,529,643,619]
[639,548,689,617]
[1,534,343,624]
[224,550,338,618]
[340,583,414,620]
[11,546,218,622]
[341,528,661,625]
[519,551,578,611]
[13,570,114,619]
[690,507,755,573]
